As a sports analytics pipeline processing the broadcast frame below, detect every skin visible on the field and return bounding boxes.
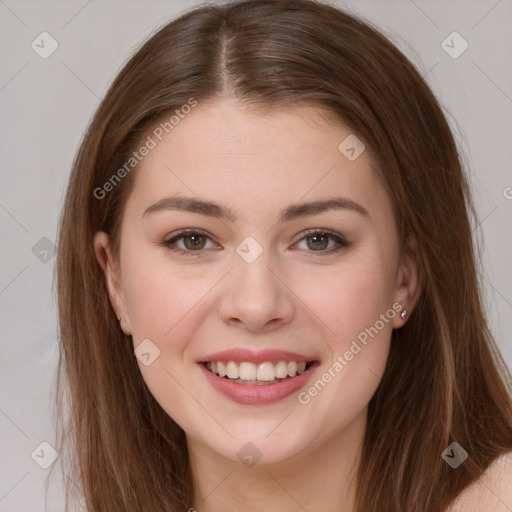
[446,453,512,511]
[94,99,421,512]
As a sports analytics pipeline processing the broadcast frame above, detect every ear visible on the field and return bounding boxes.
[93,231,132,335]
[392,237,421,328]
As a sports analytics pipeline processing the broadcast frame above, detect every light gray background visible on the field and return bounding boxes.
[0,0,511,510]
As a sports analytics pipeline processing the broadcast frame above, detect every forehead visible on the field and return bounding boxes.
[127,99,389,221]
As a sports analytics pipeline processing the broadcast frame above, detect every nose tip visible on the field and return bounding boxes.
[219,258,295,333]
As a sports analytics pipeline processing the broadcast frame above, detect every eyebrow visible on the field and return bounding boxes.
[142,195,370,222]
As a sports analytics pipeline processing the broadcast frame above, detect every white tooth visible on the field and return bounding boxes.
[210,361,218,374]
[217,361,227,377]
[226,361,239,379]
[257,362,276,381]
[287,361,298,377]
[297,361,307,374]
[239,362,257,380]
[275,361,288,378]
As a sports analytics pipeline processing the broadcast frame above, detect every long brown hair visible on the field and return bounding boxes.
[55,0,512,510]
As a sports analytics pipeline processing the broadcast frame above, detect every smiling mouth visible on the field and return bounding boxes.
[202,360,316,386]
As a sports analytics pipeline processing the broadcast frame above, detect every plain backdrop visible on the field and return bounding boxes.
[0,0,511,510]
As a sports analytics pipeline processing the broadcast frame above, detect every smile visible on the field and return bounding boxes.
[204,360,313,385]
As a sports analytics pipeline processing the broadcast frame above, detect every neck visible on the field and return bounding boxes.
[187,408,366,512]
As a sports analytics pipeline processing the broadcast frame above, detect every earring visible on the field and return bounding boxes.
[117,317,121,322]
[400,309,408,319]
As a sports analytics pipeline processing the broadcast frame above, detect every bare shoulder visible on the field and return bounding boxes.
[446,452,512,512]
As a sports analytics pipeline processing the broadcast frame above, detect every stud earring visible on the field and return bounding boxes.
[400,309,408,319]
[117,317,121,322]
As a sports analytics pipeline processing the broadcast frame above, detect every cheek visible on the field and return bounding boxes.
[302,248,398,416]
[124,271,172,335]
[295,261,395,432]
[295,255,397,344]
[121,260,215,430]
[123,263,207,342]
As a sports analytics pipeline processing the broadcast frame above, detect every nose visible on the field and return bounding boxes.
[218,251,296,333]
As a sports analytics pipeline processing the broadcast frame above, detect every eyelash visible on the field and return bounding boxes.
[161,228,350,257]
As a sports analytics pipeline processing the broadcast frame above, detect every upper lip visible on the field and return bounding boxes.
[197,349,318,364]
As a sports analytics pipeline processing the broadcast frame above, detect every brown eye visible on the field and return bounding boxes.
[295,230,349,255]
[182,233,207,250]
[162,229,217,257]
[306,233,330,251]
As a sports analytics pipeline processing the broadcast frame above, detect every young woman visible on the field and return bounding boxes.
[55,0,512,510]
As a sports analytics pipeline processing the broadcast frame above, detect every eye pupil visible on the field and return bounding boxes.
[184,234,205,250]
[307,234,329,251]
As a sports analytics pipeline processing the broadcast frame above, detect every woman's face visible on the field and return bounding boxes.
[95,99,417,466]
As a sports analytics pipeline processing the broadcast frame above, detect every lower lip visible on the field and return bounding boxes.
[198,362,320,405]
